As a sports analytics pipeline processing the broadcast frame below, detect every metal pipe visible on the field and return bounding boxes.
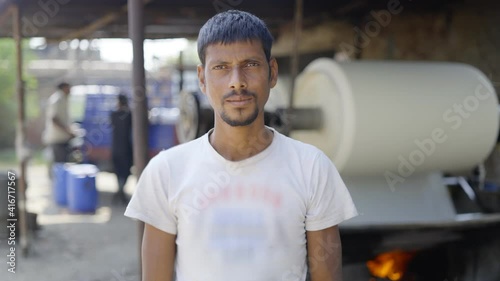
[290,108,323,131]
[276,107,323,131]
[128,0,148,275]
[12,3,29,257]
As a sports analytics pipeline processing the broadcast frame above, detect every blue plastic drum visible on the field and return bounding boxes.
[66,164,99,213]
[52,163,69,206]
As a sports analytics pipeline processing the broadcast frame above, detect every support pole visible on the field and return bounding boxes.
[286,0,303,135]
[128,0,148,276]
[12,4,29,257]
[178,50,184,93]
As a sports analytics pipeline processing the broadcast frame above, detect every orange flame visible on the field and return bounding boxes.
[366,250,415,281]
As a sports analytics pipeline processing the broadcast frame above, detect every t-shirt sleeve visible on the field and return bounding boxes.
[55,96,65,120]
[305,151,358,231]
[46,96,59,119]
[124,155,177,235]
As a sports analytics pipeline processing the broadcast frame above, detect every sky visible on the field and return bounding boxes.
[95,38,189,67]
[29,37,190,70]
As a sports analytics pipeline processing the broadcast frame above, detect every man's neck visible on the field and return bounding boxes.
[209,121,274,161]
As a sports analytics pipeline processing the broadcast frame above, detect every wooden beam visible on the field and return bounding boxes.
[12,3,30,257]
[289,0,303,109]
[334,0,369,16]
[272,20,355,57]
[283,0,303,136]
[59,0,153,41]
[58,6,127,41]
[128,0,149,276]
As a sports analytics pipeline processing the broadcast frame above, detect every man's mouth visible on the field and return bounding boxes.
[226,96,253,106]
[227,97,252,102]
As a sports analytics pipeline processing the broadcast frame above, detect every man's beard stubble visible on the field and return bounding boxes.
[220,89,259,127]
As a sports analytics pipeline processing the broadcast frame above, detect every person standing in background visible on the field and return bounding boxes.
[110,94,133,205]
[43,82,75,173]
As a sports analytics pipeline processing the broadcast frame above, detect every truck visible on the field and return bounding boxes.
[68,84,179,172]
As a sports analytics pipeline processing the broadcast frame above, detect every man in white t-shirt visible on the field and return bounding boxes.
[43,82,75,163]
[125,10,357,281]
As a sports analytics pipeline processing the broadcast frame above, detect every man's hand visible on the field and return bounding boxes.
[52,116,75,138]
[306,226,343,281]
[142,224,176,281]
[68,131,76,139]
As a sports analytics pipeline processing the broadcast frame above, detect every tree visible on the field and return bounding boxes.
[0,39,17,149]
[0,38,36,149]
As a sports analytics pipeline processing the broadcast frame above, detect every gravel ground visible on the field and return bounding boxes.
[0,164,141,281]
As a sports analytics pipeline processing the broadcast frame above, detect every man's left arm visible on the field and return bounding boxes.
[306,225,342,281]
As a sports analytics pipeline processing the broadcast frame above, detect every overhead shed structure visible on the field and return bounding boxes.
[0,0,462,40]
[1,0,497,269]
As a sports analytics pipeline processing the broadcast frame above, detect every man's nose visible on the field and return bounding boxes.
[229,67,247,89]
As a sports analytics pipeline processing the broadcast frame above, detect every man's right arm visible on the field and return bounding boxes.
[52,116,75,137]
[142,223,176,281]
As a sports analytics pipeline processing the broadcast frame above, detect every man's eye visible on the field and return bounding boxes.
[212,65,227,70]
[245,62,259,67]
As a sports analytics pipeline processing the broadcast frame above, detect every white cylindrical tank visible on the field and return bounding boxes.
[291,59,499,176]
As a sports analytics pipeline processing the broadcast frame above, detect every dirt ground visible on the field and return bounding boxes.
[0,163,141,281]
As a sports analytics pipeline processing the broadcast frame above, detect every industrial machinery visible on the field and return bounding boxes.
[290,59,498,225]
[175,59,500,281]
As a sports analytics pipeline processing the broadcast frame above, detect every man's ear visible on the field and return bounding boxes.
[269,57,278,88]
[197,64,207,94]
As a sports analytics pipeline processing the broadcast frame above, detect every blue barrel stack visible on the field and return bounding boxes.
[52,163,71,206]
[52,163,99,213]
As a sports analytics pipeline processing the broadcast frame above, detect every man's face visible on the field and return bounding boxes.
[62,85,71,95]
[197,40,278,127]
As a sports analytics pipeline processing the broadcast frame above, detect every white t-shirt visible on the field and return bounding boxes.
[125,127,357,281]
[43,90,71,145]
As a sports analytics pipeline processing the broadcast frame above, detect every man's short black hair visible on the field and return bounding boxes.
[57,82,70,90]
[197,10,274,65]
[118,94,128,107]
